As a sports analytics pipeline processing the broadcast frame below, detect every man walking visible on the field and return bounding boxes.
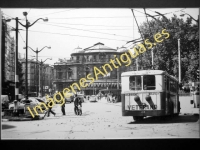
[44,96,56,118]
[55,92,66,115]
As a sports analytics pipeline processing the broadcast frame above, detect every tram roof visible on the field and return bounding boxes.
[121,70,178,81]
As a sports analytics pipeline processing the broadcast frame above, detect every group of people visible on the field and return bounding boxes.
[105,93,117,103]
[44,94,82,117]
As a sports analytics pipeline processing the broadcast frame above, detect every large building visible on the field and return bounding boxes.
[1,16,15,100]
[53,42,137,97]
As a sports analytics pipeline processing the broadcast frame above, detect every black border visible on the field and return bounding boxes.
[0,0,200,8]
[1,0,200,149]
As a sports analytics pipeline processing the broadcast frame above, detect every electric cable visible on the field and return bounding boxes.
[20,29,129,42]
[37,22,133,38]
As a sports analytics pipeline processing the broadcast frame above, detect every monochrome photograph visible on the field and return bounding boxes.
[1,7,199,139]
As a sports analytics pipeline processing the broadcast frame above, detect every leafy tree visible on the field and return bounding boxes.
[138,14,199,83]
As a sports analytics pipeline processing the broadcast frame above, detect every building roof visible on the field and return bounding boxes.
[83,42,117,53]
[72,46,84,53]
[117,46,128,52]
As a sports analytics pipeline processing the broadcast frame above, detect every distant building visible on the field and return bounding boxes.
[20,59,54,97]
[53,42,137,96]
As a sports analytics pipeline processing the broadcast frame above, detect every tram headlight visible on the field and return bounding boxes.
[145,95,152,102]
[134,95,141,102]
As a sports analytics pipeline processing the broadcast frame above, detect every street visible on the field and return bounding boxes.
[1,98,199,139]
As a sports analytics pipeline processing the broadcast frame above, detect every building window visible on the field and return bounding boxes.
[68,68,73,79]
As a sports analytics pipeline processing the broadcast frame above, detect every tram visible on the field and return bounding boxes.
[121,70,180,121]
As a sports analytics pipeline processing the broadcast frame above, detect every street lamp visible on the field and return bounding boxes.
[24,46,51,96]
[39,58,52,97]
[18,12,48,100]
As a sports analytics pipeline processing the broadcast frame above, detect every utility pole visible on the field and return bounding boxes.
[0,9,2,98]
[15,17,19,101]
[198,9,200,137]
[39,58,52,97]
[178,39,181,84]
[26,46,51,97]
[39,61,41,97]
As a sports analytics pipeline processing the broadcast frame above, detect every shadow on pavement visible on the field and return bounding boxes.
[128,114,199,124]
[2,124,16,130]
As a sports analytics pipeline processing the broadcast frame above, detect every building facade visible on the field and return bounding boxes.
[1,16,15,101]
[53,42,137,96]
[21,59,54,97]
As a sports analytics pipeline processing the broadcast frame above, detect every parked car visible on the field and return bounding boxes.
[9,97,46,111]
[64,92,74,103]
[89,95,98,102]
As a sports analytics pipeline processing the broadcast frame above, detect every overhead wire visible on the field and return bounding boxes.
[47,16,145,19]
[33,21,133,28]
[20,29,129,42]
[26,9,78,19]
[37,22,133,38]
[147,8,186,16]
[144,8,158,69]
[131,9,145,42]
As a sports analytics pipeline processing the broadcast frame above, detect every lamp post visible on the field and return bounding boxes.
[39,58,52,97]
[25,46,51,96]
[18,11,48,100]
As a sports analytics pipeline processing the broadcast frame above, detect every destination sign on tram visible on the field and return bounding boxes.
[127,105,157,110]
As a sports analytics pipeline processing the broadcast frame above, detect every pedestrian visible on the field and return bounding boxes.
[56,92,66,115]
[44,96,56,117]
[74,94,82,115]
[61,98,66,115]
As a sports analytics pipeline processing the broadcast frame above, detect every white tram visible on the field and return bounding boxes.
[121,70,180,121]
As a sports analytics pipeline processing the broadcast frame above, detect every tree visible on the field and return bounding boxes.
[138,14,199,82]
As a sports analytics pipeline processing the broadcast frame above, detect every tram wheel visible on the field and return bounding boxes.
[133,116,144,121]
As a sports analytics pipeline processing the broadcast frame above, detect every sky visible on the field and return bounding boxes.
[1,8,199,65]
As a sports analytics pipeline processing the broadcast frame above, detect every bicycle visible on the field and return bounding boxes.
[75,105,82,116]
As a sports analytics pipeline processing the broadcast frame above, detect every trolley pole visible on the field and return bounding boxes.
[131,9,138,71]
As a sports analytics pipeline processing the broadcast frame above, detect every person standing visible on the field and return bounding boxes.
[55,92,66,115]
[61,98,66,115]
[74,94,79,115]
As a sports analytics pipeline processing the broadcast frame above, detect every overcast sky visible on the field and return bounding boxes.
[1,8,199,65]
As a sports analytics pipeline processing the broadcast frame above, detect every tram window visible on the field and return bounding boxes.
[143,75,156,90]
[129,76,141,90]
